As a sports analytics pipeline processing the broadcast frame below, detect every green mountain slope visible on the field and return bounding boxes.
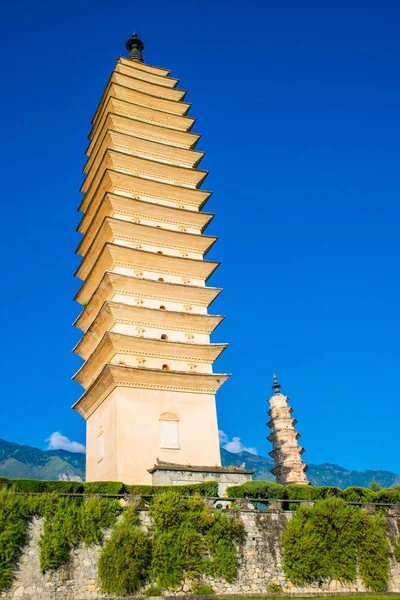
[1,438,398,489]
[0,439,85,481]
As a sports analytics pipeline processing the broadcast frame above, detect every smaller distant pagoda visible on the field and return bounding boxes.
[267,375,308,484]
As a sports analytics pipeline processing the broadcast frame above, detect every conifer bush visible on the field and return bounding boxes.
[150,492,244,588]
[394,536,400,563]
[39,496,121,572]
[226,480,284,499]
[281,497,390,591]
[98,507,152,595]
[357,510,389,592]
[341,486,373,503]
[0,490,29,590]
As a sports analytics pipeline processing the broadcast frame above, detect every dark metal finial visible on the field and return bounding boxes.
[126,32,144,63]
[272,373,281,395]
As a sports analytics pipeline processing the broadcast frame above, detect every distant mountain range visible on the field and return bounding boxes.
[1,438,399,489]
[220,448,400,488]
[0,439,85,481]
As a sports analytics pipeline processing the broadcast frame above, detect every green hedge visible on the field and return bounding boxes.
[226,481,400,503]
[83,481,125,494]
[0,479,84,494]
[226,481,284,499]
[0,477,218,497]
[125,481,218,497]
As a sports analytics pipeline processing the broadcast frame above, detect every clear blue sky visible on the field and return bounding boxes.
[1,0,399,472]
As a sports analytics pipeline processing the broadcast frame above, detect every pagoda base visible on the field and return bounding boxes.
[148,460,254,496]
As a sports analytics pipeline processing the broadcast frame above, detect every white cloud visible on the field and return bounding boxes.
[219,430,257,455]
[218,430,229,444]
[46,432,86,454]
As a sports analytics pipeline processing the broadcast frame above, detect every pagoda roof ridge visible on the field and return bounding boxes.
[80,148,209,195]
[73,363,230,419]
[74,271,222,330]
[91,81,192,131]
[76,192,214,238]
[76,214,218,259]
[116,57,179,88]
[89,96,196,144]
[78,168,212,215]
[83,128,204,176]
[148,460,253,476]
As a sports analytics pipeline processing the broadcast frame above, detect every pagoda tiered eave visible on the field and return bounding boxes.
[115,58,179,88]
[76,219,217,278]
[89,98,196,150]
[269,446,305,460]
[87,110,200,159]
[74,272,222,332]
[76,194,213,248]
[75,243,219,290]
[73,364,230,419]
[92,78,191,130]
[84,129,204,176]
[74,301,224,359]
[73,331,227,388]
[117,56,171,77]
[271,463,308,477]
[91,84,191,144]
[81,149,208,195]
[78,170,211,219]
[99,69,187,104]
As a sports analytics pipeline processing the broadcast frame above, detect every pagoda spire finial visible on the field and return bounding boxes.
[126,32,144,63]
[272,373,281,395]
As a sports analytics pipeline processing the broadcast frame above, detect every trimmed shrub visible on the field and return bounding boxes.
[372,488,400,504]
[226,480,284,499]
[284,484,321,501]
[0,478,218,498]
[342,486,373,503]
[317,486,343,499]
[82,481,125,494]
[8,479,84,494]
[125,481,218,497]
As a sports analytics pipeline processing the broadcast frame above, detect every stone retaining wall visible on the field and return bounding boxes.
[2,510,400,599]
